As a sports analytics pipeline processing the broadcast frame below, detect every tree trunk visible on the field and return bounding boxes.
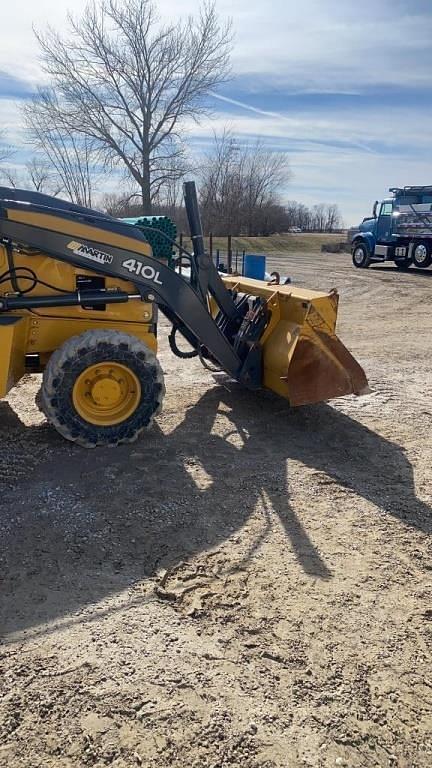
[141,152,152,214]
[141,182,151,214]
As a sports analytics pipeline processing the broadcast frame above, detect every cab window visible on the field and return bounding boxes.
[381,203,393,216]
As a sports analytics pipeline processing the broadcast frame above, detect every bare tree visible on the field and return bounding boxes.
[26,157,66,195]
[324,203,343,232]
[284,201,343,232]
[311,204,327,232]
[102,192,130,218]
[0,167,17,188]
[32,0,233,212]
[0,132,14,180]
[200,131,290,235]
[309,203,343,232]
[285,201,312,231]
[199,130,241,233]
[240,143,291,235]
[0,154,63,195]
[23,89,101,207]
[26,158,51,193]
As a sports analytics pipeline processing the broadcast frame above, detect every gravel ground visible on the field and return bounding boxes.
[0,252,431,768]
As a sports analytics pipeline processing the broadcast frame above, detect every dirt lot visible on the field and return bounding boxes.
[0,252,431,768]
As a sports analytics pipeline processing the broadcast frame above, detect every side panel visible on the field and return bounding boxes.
[0,243,157,365]
[374,245,391,258]
[0,246,155,327]
[0,316,29,397]
[30,316,157,364]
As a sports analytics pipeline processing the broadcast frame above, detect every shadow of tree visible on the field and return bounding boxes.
[0,385,429,636]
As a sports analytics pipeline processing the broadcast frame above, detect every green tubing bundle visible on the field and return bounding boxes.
[121,216,177,263]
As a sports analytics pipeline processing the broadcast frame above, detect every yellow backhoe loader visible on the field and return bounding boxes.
[0,182,369,447]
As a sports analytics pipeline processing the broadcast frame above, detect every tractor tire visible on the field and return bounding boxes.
[38,329,165,448]
[352,243,370,269]
[412,241,432,269]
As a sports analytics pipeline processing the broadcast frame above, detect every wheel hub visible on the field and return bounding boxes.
[415,244,427,264]
[72,362,141,426]
[91,375,122,406]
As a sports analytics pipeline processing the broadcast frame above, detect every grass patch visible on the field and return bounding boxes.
[180,232,345,254]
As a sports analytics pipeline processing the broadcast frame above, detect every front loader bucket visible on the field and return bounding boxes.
[221,276,369,406]
[280,329,370,406]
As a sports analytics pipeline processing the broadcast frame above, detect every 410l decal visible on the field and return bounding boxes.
[122,258,163,285]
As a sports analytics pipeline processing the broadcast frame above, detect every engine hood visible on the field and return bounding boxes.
[359,217,376,233]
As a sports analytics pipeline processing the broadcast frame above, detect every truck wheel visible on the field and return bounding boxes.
[352,243,370,269]
[412,242,432,269]
[38,330,165,447]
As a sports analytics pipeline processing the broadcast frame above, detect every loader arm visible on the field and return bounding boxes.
[0,194,259,384]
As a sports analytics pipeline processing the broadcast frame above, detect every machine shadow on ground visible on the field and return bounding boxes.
[0,386,430,636]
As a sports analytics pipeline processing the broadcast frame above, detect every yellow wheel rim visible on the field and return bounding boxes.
[72,362,141,426]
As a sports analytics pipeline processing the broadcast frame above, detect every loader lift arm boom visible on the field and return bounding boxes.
[0,184,261,386]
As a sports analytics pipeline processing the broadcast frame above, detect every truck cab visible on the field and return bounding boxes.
[351,187,432,270]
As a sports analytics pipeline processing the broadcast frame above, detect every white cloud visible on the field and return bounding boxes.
[1,0,431,224]
[0,0,88,82]
[2,0,431,89]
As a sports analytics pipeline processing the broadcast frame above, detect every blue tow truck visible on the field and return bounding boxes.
[351,186,432,271]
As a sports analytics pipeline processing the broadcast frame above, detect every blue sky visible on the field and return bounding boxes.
[0,0,431,224]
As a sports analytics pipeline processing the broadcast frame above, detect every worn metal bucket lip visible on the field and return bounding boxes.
[282,332,370,407]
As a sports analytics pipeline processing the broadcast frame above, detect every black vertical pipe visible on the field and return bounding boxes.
[179,232,183,274]
[183,181,205,258]
[227,234,232,273]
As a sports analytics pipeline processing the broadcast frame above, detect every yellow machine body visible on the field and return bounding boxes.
[0,210,156,398]
[0,204,367,409]
[221,275,369,405]
[0,315,29,398]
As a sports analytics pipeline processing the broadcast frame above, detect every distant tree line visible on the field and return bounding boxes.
[103,191,343,236]
[284,200,343,233]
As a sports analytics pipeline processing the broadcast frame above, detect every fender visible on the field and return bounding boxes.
[351,231,376,255]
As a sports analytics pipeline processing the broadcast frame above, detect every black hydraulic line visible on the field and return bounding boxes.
[5,241,19,292]
[0,290,129,311]
[168,325,199,359]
